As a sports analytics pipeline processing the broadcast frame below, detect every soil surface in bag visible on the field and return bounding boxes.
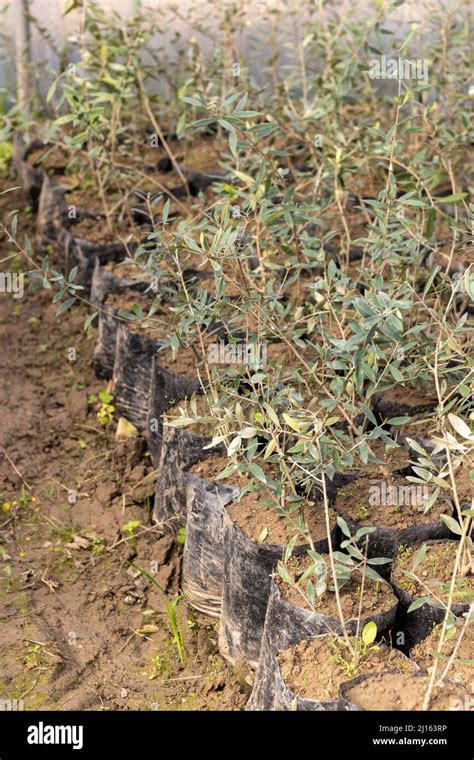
[225,493,337,547]
[372,384,438,419]
[188,455,249,484]
[411,621,474,693]
[246,573,398,710]
[453,464,474,504]
[278,638,416,704]
[392,539,473,607]
[333,476,452,530]
[340,671,468,711]
[158,337,225,380]
[332,475,453,562]
[333,441,412,479]
[391,539,472,651]
[277,554,397,622]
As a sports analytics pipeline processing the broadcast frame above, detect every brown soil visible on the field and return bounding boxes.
[411,622,474,693]
[102,261,150,282]
[103,290,170,339]
[165,395,216,437]
[62,185,123,216]
[188,456,271,489]
[344,671,467,710]
[227,495,336,546]
[279,638,416,702]
[189,456,244,485]
[159,336,283,377]
[392,541,474,605]
[71,215,140,245]
[188,455,332,545]
[454,464,474,504]
[395,414,438,442]
[434,249,473,275]
[333,476,452,530]
[159,337,219,378]
[342,440,411,475]
[376,384,438,408]
[177,136,224,173]
[0,186,249,711]
[277,554,397,620]
[27,145,69,174]
[113,135,225,217]
[104,289,160,315]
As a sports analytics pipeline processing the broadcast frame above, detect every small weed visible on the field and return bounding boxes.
[0,140,13,176]
[90,536,107,556]
[1,487,36,514]
[87,390,115,426]
[331,622,379,679]
[131,563,187,666]
[355,501,370,521]
[121,520,141,541]
[147,654,164,680]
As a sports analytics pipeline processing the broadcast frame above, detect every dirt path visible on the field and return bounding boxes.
[0,187,249,711]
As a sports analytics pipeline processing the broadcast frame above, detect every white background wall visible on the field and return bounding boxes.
[1,0,465,101]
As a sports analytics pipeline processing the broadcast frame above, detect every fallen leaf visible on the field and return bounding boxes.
[116,417,139,440]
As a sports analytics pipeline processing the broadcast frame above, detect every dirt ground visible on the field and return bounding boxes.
[0,186,250,711]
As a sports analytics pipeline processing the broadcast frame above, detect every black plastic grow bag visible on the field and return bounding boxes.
[91,262,152,380]
[390,540,469,653]
[152,422,225,531]
[36,173,68,252]
[219,512,339,668]
[112,324,164,431]
[181,471,240,618]
[146,357,202,467]
[59,224,130,294]
[247,579,398,710]
[12,133,45,209]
